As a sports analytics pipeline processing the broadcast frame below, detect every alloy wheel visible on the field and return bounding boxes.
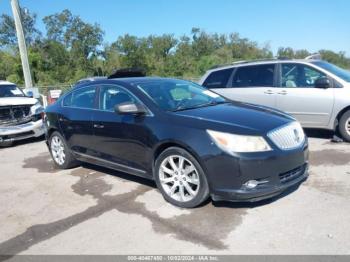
[346,118,350,136]
[50,135,66,166]
[159,155,200,202]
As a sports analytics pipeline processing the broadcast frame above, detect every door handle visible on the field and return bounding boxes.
[264,90,274,95]
[277,90,288,95]
[93,124,105,129]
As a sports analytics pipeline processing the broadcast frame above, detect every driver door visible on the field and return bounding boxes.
[275,63,335,127]
[91,84,151,176]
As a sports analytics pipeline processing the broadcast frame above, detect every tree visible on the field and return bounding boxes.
[43,9,104,60]
[0,7,41,46]
[112,34,148,69]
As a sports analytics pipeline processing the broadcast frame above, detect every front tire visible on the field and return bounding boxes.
[154,147,209,208]
[49,131,79,169]
[339,111,350,142]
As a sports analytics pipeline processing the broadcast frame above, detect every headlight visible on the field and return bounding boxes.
[207,130,272,153]
[30,100,44,115]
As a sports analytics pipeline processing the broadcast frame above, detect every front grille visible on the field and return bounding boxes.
[279,164,306,184]
[267,122,305,150]
[0,105,32,126]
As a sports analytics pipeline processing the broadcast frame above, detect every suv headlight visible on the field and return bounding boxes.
[207,130,272,153]
[30,100,44,115]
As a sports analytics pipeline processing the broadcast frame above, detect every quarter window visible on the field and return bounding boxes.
[231,64,275,87]
[99,85,135,111]
[70,86,96,109]
[281,63,327,88]
[202,68,233,89]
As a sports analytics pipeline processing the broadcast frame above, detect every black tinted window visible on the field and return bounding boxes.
[99,85,135,111]
[231,64,275,87]
[203,68,233,88]
[70,86,96,109]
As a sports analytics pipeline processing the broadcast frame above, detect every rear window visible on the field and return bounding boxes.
[202,68,233,89]
[231,64,275,87]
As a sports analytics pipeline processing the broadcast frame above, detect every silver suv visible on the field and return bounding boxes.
[199,58,350,142]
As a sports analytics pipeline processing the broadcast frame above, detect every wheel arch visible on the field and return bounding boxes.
[47,127,59,139]
[151,140,205,178]
[335,106,350,129]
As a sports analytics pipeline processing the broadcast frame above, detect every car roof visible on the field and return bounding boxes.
[74,77,186,89]
[208,58,323,72]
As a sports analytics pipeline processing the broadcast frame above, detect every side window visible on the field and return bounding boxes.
[281,63,327,88]
[70,86,96,109]
[99,85,135,111]
[62,93,72,107]
[231,64,275,88]
[202,68,233,89]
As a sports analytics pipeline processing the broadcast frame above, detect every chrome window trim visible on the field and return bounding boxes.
[61,83,154,117]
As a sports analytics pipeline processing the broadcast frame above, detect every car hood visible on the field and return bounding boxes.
[174,102,295,134]
[0,97,37,106]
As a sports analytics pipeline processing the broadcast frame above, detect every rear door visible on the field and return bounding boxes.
[58,86,97,154]
[204,64,277,108]
[275,63,335,127]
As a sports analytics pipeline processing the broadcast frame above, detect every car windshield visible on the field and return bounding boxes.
[0,85,25,98]
[136,79,227,112]
[311,61,350,82]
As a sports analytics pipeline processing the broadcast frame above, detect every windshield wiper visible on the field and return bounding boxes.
[172,101,228,112]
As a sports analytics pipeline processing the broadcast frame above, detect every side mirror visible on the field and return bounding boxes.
[115,102,147,115]
[314,77,330,89]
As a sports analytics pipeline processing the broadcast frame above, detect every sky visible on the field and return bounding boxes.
[0,0,349,55]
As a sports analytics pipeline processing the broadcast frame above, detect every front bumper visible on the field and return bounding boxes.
[0,120,45,145]
[204,142,309,203]
[211,164,308,202]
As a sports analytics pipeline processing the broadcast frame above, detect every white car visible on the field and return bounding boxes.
[199,58,350,142]
[0,81,45,146]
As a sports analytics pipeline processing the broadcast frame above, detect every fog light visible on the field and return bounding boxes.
[244,180,259,189]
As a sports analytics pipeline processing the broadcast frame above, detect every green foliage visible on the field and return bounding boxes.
[0,8,349,89]
[0,7,41,46]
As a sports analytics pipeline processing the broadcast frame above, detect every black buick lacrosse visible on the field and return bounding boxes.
[44,74,308,208]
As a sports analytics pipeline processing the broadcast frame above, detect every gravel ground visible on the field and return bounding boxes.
[0,132,349,255]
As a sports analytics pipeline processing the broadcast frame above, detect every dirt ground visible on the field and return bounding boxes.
[0,131,349,255]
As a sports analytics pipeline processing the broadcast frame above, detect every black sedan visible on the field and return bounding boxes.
[44,76,308,208]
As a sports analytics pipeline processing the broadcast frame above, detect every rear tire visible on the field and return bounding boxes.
[154,147,210,208]
[49,131,79,169]
[339,110,350,142]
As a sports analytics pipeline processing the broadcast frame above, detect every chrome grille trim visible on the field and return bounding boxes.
[267,122,305,150]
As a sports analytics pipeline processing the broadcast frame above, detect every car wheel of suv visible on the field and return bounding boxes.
[339,111,350,143]
[154,147,209,208]
[49,131,79,169]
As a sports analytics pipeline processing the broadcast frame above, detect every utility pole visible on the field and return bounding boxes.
[10,0,33,88]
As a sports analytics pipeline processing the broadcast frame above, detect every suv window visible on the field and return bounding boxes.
[99,85,135,111]
[69,86,96,109]
[202,68,233,88]
[231,64,275,87]
[281,63,327,88]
